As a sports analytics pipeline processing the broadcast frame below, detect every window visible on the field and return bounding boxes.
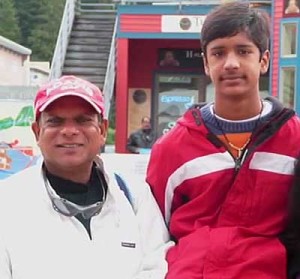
[281,23,297,56]
[284,0,300,16]
[154,73,201,137]
[280,67,296,108]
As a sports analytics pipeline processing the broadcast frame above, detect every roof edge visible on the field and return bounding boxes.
[0,35,32,56]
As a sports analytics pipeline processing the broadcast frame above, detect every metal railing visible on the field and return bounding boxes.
[49,0,116,80]
[49,0,77,80]
[50,0,117,117]
[103,18,117,118]
[114,0,272,5]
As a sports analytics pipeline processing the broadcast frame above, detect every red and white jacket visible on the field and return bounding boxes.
[146,97,300,279]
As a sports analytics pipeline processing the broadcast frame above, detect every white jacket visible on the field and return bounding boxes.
[0,158,173,279]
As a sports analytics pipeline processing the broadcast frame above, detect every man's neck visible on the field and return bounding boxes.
[44,162,93,184]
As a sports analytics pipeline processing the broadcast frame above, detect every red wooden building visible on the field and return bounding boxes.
[114,0,300,153]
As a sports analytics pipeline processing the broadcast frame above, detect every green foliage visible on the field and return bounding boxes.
[106,127,115,144]
[108,96,116,129]
[1,0,116,61]
[16,0,66,61]
[0,0,21,42]
[14,0,37,45]
[6,0,66,61]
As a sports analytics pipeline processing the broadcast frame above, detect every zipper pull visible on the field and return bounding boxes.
[235,158,242,171]
[234,149,248,172]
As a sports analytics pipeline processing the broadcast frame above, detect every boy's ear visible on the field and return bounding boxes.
[203,56,210,76]
[260,50,270,75]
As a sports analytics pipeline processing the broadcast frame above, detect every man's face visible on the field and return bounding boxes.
[165,52,175,62]
[203,32,269,100]
[141,118,151,130]
[32,96,107,175]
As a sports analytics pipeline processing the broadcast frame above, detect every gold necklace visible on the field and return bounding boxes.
[213,101,263,159]
[227,138,251,158]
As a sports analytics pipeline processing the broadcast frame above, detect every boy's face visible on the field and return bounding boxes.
[203,32,269,100]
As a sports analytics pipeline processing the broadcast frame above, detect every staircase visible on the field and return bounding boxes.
[50,0,117,116]
[62,12,116,89]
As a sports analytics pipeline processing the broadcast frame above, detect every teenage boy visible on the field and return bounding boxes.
[146,2,300,278]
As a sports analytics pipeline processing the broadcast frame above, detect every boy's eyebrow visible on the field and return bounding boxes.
[208,43,255,51]
[208,46,224,51]
[236,43,255,48]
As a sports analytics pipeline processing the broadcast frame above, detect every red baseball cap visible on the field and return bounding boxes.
[34,75,104,119]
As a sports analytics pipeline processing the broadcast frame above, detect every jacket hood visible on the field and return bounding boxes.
[176,102,206,132]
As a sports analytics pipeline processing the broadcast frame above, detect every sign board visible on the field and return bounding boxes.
[161,15,206,33]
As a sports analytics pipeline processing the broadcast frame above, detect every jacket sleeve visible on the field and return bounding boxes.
[0,234,12,279]
[280,157,300,279]
[131,178,174,279]
[146,142,170,218]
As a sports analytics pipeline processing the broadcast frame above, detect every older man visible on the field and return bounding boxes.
[0,75,172,279]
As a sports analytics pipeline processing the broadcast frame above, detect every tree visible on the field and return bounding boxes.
[0,0,21,42]
[27,0,65,61]
[14,0,41,46]
[14,0,65,61]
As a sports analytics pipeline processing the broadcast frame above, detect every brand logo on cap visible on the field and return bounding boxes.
[34,75,105,119]
[45,79,94,97]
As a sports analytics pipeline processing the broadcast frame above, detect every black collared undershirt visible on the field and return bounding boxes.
[46,165,107,239]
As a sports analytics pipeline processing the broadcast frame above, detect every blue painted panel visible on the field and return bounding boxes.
[279,18,300,114]
[117,32,201,39]
[117,5,213,15]
[117,4,271,15]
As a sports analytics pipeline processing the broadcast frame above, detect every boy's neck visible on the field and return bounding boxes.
[213,97,263,120]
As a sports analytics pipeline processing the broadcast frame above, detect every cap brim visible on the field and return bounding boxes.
[38,92,102,115]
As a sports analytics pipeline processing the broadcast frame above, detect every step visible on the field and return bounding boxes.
[65,51,109,60]
[62,67,107,76]
[69,38,112,47]
[64,59,108,68]
[75,18,116,25]
[67,44,110,52]
[71,30,113,38]
[76,14,116,21]
[73,23,114,31]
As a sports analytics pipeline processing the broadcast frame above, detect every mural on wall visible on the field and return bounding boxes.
[0,100,39,180]
[284,0,300,15]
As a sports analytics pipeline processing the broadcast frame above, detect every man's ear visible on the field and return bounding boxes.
[31,121,40,142]
[100,119,108,141]
[260,50,270,75]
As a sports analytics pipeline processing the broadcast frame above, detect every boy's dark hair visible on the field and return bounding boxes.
[201,1,270,58]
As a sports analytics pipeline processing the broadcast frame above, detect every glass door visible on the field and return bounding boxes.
[153,73,205,138]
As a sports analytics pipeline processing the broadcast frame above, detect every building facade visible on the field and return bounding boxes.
[114,0,274,153]
[0,36,31,86]
[272,0,300,111]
